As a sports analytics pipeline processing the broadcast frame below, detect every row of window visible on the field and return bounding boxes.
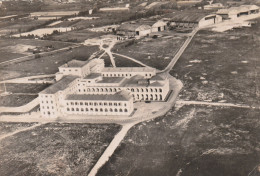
[41,106,54,110]
[77,87,163,93]
[129,88,163,93]
[67,101,127,107]
[134,94,163,100]
[67,107,128,113]
[41,101,53,104]
[102,73,153,77]
[78,87,121,93]
[43,111,55,115]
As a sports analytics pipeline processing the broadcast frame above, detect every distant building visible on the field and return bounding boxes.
[204,3,224,10]
[39,59,170,118]
[99,7,129,12]
[163,11,222,28]
[137,20,167,32]
[116,23,152,39]
[216,5,259,20]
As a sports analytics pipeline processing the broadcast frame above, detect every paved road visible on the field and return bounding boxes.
[160,28,199,73]
[88,123,134,176]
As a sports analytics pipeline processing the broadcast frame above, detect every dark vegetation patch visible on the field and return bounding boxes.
[0,95,37,107]
[171,18,260,105]
[0,83,51,94]
[0,123,121,176]
[0,45,98,80]
[98,105,260,176]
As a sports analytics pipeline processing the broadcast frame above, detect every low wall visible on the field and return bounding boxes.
[0,97,39,113]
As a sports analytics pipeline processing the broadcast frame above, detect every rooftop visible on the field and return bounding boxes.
[150,72,168,81]
[124,75,149,87]
[217,5,259,15]
[102,67,155,73]
[97,77,125,84]
[118,24,151,31]
[60,60,87,68]
[40,76,78,94]
[163,11,212,23]
[66,90,132,101]
[84,73,102,79]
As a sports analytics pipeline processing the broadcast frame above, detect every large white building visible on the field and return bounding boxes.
[39,59,170,118]
[217,5,259,20]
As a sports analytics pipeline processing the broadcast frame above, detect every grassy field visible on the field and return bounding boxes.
[102,53,143,67]
[98,105,260,176]
[0,122,37,136]
[0,38,73,63]
[0,95,37,107]
[50,29,107,43]
[0,123,121,176]
[0,83,50,94]
[113,34,186,70]
[170,19,260,106]
[0,45,99,80]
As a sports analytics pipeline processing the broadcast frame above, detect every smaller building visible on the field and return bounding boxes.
[204,3,224,10]
[137,20,167,33]
[57,58,104,80]
[116,23,152,39]
[99,7,129,12]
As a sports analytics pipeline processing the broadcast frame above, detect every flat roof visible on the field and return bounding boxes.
[149,81,164,87]
[66,90,132,101]
[150,72,168,81]
[102,67,155,73]
[97,77,125,84]
[124,75,149,87]
[40,76,78,94]
[84,73,102,79]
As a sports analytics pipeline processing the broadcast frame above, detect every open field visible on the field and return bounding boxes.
[0,83,51,94]
[51,29,107,43]
[0,123,121,176]
[112,34,187,70]
[0,122,36,136]
[170,19,260,106]
[0,19,49,36]
[102,53,143,67]
[98,105,260,176]
[0,45,99,80]
[0,95,37,107]
[0,39,73,63]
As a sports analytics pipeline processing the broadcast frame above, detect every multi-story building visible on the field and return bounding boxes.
[39,58,170,118]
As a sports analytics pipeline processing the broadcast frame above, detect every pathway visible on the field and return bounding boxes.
[112,52,152,68]
[88,123,134,176]
[0,123,44,142]
[161,28,199,73]
[176,100,257,109]
[100,39,116,67]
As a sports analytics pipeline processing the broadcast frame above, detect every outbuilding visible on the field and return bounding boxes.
[116,23,152,39]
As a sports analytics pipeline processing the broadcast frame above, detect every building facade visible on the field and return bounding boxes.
[39,58,170,118]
